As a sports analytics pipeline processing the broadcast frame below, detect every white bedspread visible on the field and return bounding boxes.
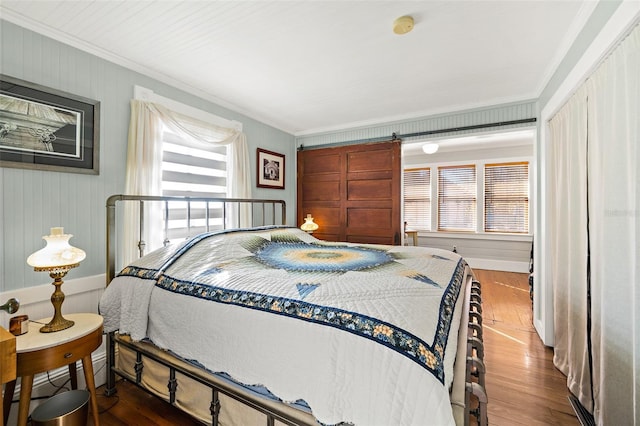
[100,227,468,425]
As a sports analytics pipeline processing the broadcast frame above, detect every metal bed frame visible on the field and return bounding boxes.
[103,195,488,426]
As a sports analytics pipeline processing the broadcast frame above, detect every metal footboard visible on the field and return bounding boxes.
[465,279,488,426]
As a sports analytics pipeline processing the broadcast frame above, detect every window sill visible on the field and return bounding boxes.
[415,231,533,242]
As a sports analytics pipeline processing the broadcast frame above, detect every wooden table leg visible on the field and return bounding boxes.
[81,355,99,426]
[2,380,16,426]
[17,375,33,426]
[68,361,78,389]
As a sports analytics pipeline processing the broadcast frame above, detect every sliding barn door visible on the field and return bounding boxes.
[297,141,401,245]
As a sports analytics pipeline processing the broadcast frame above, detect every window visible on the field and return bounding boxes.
[403,168,431,231]
[438,165,477,231]
[484,162,529,233]
[161,126,228,198]
[402,160,530,235]
[161,125,229,241]
[124,87,248,262]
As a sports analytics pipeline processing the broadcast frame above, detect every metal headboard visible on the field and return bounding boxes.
[106,195,287,284]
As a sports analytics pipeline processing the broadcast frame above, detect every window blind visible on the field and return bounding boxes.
[161,126,228,240]
[484,162,529,233]
[403,168,431,231]
[438,165,476,231]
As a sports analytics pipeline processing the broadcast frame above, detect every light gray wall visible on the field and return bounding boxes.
[405,144,532,167]
[419,235,531,267]
[0,20,296,292]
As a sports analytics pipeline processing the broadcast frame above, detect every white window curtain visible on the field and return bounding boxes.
[549,21,639,425]
[548,85,592,413]
[586,23,639,425]
[123,99,251,264]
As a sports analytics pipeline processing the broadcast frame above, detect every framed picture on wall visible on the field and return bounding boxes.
[0,74,100,174]
[257,148,285,189]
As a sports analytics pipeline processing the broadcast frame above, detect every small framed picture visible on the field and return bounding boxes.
[257,148,285,189]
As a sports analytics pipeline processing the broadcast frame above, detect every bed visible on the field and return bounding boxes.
[99,195,487,426]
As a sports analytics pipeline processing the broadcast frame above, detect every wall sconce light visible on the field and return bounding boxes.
[0,298,19,314]
[27,227,86,333]
[422,143,439,154]
[300,214,319,233]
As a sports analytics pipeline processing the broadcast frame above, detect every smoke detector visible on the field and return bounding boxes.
[393,16,414,35]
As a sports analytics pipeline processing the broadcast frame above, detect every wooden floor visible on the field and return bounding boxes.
[473,269,577,426]
[90,270,578,425]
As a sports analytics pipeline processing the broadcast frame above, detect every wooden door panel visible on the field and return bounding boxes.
[346,170,394,180]
[346,235,394,245]
[347,149,394,173]
[347,180,392,200]
[302,152,341,174]
[303,181,341,201]
[347,207,393,228]
[308,206,341,241]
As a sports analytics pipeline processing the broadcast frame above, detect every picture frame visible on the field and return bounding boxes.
[257,148,285,189]
[0,75,100,174]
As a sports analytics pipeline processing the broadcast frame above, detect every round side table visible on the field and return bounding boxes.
[2,313,103,426]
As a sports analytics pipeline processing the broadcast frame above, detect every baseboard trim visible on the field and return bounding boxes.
[465,258,529,273]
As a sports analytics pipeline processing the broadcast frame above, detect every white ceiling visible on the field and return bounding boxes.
[1,1,593,136]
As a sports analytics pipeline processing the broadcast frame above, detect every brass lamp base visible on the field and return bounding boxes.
[40,317,75,333]
[35,264,79,333]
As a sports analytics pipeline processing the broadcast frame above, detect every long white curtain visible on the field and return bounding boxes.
[587,23,639,425]
[123,100,164,264]
[123,99,251,264]
[549,21,639,424]
[548,85,593,413]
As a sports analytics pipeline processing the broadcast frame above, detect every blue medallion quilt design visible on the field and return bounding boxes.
[118,226,467,384]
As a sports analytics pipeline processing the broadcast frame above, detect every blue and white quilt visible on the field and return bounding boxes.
[100,226,469,425]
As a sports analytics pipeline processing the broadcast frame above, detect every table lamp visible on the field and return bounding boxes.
[27,227,86,333]
[300,214,319,233]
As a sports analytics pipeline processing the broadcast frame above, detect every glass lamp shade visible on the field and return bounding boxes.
[27,227,86,270]
[27,227,85,333]
[300,214,319,233]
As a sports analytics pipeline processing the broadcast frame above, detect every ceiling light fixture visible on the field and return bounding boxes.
[422,143,439,154]
[393,16,414,35]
